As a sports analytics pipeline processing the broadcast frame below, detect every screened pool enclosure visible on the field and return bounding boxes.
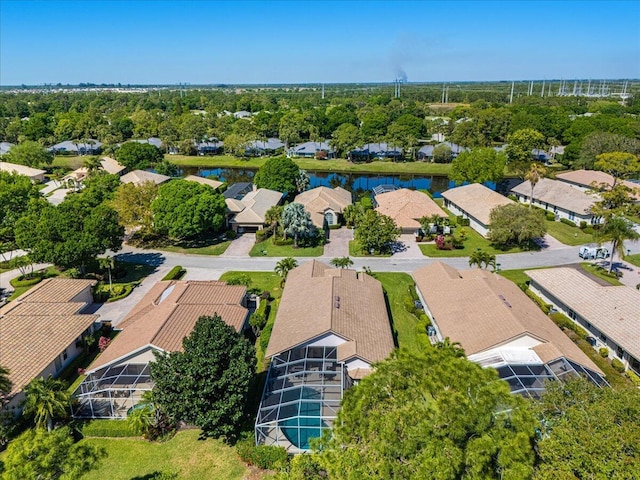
[255,346,351,452]
[71,363,153,418]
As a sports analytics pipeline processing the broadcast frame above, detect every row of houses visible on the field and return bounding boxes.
[5,258,630,452]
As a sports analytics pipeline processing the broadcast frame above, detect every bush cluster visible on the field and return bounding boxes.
[456,216,470,226]
[10,276,42,287]
[545,211,557,221]
[525,289,552,314]
[549,312,589,340]
[599,347,610,358]
[235,437,289,471]
[611,358,625,373]
[255,226,275,243]
[560,218,577,227]
[162,265,185,281]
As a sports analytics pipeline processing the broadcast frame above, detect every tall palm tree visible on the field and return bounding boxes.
[274,257,298,285]
[22,376,70,431]
[264,205,283,240]
[330,257,354,269]
[83,155,102,174]
[0,365,12,401]
[98,255,115,292]
[596,216,640,273]
[525,163,546,209]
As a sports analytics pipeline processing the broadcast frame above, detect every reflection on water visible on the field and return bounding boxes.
[180,166,495,197]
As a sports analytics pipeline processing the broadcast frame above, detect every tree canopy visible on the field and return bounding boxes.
[151,180,226,240]
[116,141,163,170]
[449,147,506,184]
[505,128,546,176]
[281,202,316,247]
[150,315,256,439]
[354,209,399,254]
[594,151,640,184]
[318,347,537,479]
[110,180,159,234]
[3,140,53,168]
[488,203,546,248]
[253,156,300,193]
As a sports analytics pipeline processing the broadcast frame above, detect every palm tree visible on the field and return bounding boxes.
[525,163,546,209]
[468,249,497,271]
[330,257,354,269]
[274,257,298,285]
[98,255,115,293]
[83,155,102,174]
[22,377,70,431]
[128,403,155,438]
[264,205,283,241]
[0,365,12,401]
[596,216,640,273]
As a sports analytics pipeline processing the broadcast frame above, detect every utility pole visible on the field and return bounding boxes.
[321,83,325,100]
[442,83,446,103]
[509,81,514,103]
[541,80,545,97]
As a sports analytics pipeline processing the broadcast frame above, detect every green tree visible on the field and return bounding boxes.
[432,143,452,163]
[524,163,546,208]
[534,378,640,479]
[150,315,256,439]
[116,141,163,170]
[151,180,226,240]
[154,160,179,177]
[449,147,507,184]
[253,156,300,193]
[318,348,536,479]
[222,133,250,157]
[354,210,399,254]
[330,257,354,269]
[264,205,283,236]
[281,202,316,247]
[274,257,298,283]
[82,155,102,173]
[21,377,70,432]
[594,151,640,186]
[488,203,546,249]
[110,181,159,234]
[330,123,359,158]
[468,249,497,270]
[80,171,122,206]
[577,132,640,170]
[1,427,105,480]
[0,365,11,402]
[596,215,640,273]
[4,140,53,168]
[505,128,545,177]
[98,255,115,292]
[127,391,173,440]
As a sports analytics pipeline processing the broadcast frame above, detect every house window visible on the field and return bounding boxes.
[324,212,335,225]
[600,333,607,343]
[568,309,577,320]
[62,349,68,360]
[54,356,62,372]
[616,346,625,359]
[569,212,575,221]
[631,357,640,374]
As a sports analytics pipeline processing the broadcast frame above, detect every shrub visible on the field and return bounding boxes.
[235,437,289,470]
[545,211,556,221]
[435,235,453,250]
[162,265,185,281]
[10,276,42,287]
[583,226,595,235]
[549,312,589,339]
[611,358,625,373]
[408,284,419,302]
[328,223,341,230]
[627,369,640,386]
[560,218,576,227]
[225,229,237,240]
[226,274,251,287]
[579,221,588,230]
[255,228,273,243]
[273,238,294,247]
[508,194,518,201]
[360,197,373,210]
[98,336,111,352]
[599,347,609,358]
[106,284,133,302]
[525,289,551,314]
[456,216,470,226]
[259,321,274,352]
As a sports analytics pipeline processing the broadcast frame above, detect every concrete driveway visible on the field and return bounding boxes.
[222,233,256,257]
[323,228,354,258]
[391,234,425,259]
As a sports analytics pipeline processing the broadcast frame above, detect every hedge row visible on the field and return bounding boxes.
[106,284,133,302]
[162,266,185,281]
[10,276,42,287]
[548,312,589,340]
[524,289,552,315]
[560,218,577,227]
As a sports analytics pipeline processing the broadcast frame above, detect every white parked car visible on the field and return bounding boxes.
[578,245,610,259]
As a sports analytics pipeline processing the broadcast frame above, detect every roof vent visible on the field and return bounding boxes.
[334,295,340,309]
[498,294,512,308]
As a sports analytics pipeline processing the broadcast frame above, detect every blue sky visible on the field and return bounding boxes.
[1,0,638,85]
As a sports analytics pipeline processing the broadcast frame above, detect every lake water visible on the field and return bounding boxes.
[180,166,496,198]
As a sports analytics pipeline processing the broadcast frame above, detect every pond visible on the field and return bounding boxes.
[180,166,496,198]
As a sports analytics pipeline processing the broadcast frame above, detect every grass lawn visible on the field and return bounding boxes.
[53,155,85,170]
[624,253,640,268]
[545,220,595,246]
[348,240,392,257]
[160,240,231,256]
[249,239,323,257]
[375,272,429,355]
[580,262,623,286]
[170,154,453,175]
[498,267,551,286]
[218,271,282,371]
[80,429,252,480]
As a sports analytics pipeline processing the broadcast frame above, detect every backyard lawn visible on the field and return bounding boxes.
[79,429,253,480]
[375,272,430,355]
[249,239,323,257]
[545,220,595,246]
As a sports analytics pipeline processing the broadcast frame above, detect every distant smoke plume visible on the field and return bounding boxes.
[395,68,408,83]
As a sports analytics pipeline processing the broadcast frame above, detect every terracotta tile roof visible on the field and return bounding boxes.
[413,263,602,374]
[375,188,447,230]
[265,260,394,365]
[184,175,223,190]
[556,169,640,201]
[87,281,248,372]
[526,267,640,362]
[0,161,46,179]
[120,170,170,186]
[442,183,514,225]
[0,279,97,397]
[229,188,282,226]
[99,157,127,175]
[511,178,597,214]
[294,187,353,227]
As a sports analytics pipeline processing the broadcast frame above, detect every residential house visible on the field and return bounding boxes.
[0,279,99,411]
[233,110,252,119]
[226,186,283,232]
[441,183,514,237]
[196,138,223,155]
[417,142,468,161]
[294,186,352,228]
[527,267,640,376]
[510,177,601,224]
[0,142,14,155]
[99,157,127,176]
[256,260,394,452]
[374,188,447,234]
[120,170,171,186]
[63,157,127,189]
[50,139,102,155]
[288,141,335,159]
[246,138,284,157]
[72,280,249,418]
[350,143,402,161]
[556,169,640,202]
[184,174,223,191]
[0,161,46,182]
[413,263,606,398]
[130,137,163,149]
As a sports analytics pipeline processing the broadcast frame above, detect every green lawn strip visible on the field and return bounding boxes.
[498,267,552,287]
[52,155,85,170]
[249,240,323,257]
[374,272,430,355]
[579,262,623,286]
[218,271,282,372]
[348,240,392,257]
[169,154,452,175]
[624,253,640,268]
[544,220,594,246]
[79,429,251,480]
[159,240,231,256]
